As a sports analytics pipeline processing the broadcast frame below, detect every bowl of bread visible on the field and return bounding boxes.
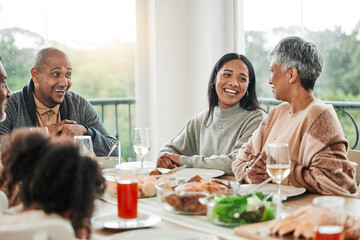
[103,168,170,198]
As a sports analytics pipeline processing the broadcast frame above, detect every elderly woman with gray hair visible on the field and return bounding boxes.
[232,36,359,197]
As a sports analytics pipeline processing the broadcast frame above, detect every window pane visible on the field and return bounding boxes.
[0,0,136,159]
[244,0,360,98]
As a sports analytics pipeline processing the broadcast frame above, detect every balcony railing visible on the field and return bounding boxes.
[88,98,360,160]
[89,98,136,161]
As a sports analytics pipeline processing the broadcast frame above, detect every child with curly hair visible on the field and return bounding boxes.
[0,129,105,239]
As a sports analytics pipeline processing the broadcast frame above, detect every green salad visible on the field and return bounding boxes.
[208,192,276,226]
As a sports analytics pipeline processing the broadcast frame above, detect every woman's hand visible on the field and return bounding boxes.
[156,153,180,169]
[246,151,269,184]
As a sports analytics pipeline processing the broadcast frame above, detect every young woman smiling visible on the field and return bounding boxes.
[156,53,266,175]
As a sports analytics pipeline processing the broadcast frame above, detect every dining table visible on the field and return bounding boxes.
[92,158,360,240]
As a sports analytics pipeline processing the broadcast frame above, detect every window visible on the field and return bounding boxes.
[243,0,360,99]
[0,0,136,158]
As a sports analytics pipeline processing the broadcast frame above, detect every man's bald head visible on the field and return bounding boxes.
[31,47,72,107]
[32,48,70,71]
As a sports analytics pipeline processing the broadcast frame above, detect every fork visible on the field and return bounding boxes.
[237,156,262,185]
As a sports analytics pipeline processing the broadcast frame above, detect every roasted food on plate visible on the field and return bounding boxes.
[156,175,232,215]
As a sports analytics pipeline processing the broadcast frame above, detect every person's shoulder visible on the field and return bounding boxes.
[305,100,331,117]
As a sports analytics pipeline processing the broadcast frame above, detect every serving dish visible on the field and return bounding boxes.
[103,168,169,198]
[155,175,233,215]
[201,192,276,227]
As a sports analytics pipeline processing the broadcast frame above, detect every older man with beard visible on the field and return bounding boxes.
[0,48,116,157]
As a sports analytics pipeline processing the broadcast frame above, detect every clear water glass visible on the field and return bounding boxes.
[74,135,95,158]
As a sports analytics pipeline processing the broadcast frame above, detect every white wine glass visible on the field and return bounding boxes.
[133,127,150,169]
[266,143,291,219]
[74,135,95,158]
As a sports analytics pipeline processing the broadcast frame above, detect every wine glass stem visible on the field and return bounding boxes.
[276,181,281,219]
[141,156,144,168]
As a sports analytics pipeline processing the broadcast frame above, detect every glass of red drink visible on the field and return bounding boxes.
[117,169,138,219]
[312,196,345,240]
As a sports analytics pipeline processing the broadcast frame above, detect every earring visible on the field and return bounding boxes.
[211,83,215,89]
[289,80,292,83]
[246,91,249,96]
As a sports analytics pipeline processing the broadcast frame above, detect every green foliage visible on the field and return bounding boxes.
[0,27,136,159]
[245,32,270,97]
[317,90,360,151]
[0,28,40,91]
[67,43,135,99]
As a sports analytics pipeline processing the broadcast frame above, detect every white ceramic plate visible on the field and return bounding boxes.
[169,168,225,179]
[92,213,161,230]
[237,183,306,198]
[108,229,219,240]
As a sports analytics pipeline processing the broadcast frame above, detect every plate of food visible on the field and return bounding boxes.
[168,168,225,180]
[92,213,161,230]
[102,168,170,198]
[236,184,306,198]
[108,229,219,240]
[155,175,234,215]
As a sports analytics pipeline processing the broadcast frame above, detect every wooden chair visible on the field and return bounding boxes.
[0,218,75,240]
[347,149,360,184]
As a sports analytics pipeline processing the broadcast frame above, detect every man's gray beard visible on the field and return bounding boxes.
[0,112,6,122]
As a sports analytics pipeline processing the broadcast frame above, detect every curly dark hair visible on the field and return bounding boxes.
[0,129,105,238]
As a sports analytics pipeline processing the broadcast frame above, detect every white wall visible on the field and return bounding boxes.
[135,0,245,162]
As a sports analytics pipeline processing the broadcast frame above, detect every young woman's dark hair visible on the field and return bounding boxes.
[205,53,263,125]
[0,129,105,239]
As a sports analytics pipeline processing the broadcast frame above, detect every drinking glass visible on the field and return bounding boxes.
[266,143,291,219]
[117,169,138,219]
[133,127,151,168]
[74,135,95,158]
[30,127,49,136]
[313,196,345,240]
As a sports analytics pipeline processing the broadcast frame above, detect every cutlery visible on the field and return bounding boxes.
[238,156,262,185]
[106,140,119,160]
[149,165,186,176]
[256,192,274,210]
[163,165,186,175]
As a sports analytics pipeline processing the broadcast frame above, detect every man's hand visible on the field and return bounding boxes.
[47,119,87,137]
[156,153,180,169]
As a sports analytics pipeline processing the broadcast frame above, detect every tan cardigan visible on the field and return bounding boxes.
[232,100,359,198]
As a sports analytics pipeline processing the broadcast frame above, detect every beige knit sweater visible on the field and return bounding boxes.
[232,100,359,198]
